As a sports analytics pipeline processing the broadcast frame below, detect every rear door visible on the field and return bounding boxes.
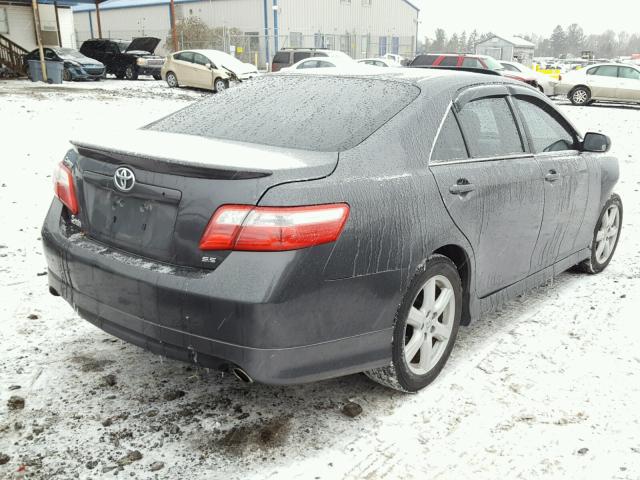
[587,65,619,99]
[173,51,196,86]
[191,52,214,89]
[511,93,589,270]
[616,66,640,101]
[429,87,544,298]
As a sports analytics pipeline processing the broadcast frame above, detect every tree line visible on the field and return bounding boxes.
[420,25,640,59]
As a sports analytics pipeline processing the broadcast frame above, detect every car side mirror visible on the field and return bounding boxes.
[582,132,611,153]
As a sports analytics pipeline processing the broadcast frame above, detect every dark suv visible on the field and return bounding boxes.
[410,53,539,89]
[80,37,164,80]
[270,48,350,72]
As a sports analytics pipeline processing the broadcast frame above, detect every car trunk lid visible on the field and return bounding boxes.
[70,130,337,269]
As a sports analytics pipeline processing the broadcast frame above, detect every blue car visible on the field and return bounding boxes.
[24,47,105,81]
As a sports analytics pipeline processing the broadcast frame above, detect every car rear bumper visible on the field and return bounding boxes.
[42,201,395,384]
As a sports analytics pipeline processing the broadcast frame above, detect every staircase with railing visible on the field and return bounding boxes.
[0,33,28,77]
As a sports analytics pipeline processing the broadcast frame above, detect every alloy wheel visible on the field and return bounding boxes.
[572,89,588,104]
[595,204,620,264]
[215,79,226,92]
[404,275,455,375]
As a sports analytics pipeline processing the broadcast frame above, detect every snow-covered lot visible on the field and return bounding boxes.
[1,78,639,480]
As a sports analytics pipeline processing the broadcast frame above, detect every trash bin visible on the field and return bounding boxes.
[27,59,64,84]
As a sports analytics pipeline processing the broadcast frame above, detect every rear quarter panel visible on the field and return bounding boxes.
[258,82,476,335]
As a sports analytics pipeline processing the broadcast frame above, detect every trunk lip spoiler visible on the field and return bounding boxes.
[72,144,272,180]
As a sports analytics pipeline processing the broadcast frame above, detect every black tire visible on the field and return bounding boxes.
[153,73,162,80]
[577,194,622,274]
[115,71,125,79]
[62,69,71,82]
[124,65,138,80]
[569,86,591,106]
[214,77,227,93]
[365,255,462,392]
[166,71,178,88]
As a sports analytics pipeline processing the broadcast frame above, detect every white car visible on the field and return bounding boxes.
[357,58,401,67]
[555,63,640,105]
[279,56,368,73]
[161,49,259,92]
[500,60,558,96]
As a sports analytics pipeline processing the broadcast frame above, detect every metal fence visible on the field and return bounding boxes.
[74,30,415,69]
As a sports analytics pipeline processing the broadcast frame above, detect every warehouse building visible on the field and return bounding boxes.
[73,0,419,67]
[475,34,535,66]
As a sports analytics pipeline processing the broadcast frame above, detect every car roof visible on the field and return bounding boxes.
[275,66,526,90]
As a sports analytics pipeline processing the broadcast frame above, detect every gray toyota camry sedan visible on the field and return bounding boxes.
[42,69,622,392]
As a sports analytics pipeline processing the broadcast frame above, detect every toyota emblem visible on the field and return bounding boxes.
[114,167,135,192]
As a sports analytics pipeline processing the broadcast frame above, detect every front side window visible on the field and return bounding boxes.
[457,97,524,158]
[315,61,335,68]
[593,65,618,77]
[619,67,640,80]
[193,53,209,66]
[297,60,318,69]
[501,63,520,72]
[431,111,468,163]
[462,57,483,69]
[514,97,575,153]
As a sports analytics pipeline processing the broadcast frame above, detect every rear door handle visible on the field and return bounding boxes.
[449,180,475,195]
[544,170,560,182]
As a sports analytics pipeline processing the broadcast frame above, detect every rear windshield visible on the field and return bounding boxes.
[411,54,439,66]
[272,52,289,64]
[146,76,420,152]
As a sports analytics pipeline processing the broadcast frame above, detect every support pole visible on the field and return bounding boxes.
[54,1,62,47]
[31,0,47,82]
[169,0,178,51]
[272,0,279,53]
[95,0,102,38]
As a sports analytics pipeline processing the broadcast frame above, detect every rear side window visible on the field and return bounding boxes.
[293,52,311,62]
[272,51,289,64]
[431,111,468,163]
[410,54,439,66]
[457,97,524,158]
[593,65,618,77]
[462,57,483,69]
[313,51,328,57]
[501,63,520,72]
[147,76,420,152]
[438,56,459,67]
[513,97,575,153]
[175,52,194,63]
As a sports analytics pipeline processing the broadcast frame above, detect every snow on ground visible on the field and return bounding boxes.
[0,79,639,480]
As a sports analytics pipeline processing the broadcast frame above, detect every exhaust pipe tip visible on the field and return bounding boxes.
[232,367,253,384]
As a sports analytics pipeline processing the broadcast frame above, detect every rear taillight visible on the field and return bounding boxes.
[53,161,79,215]
[199,203,350,251]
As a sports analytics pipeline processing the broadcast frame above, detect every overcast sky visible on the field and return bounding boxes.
[413,0,639,39]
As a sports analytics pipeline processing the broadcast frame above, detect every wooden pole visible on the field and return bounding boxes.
[31,0,47,82]
[54,1,62,47]
[169,0,178,51]
[95,0,102,38]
